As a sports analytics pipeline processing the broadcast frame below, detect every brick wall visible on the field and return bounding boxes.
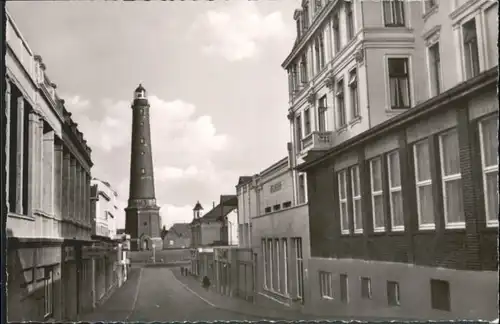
[307,82,498,272]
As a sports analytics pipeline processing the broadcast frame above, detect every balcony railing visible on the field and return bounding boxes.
[301,130,334,151]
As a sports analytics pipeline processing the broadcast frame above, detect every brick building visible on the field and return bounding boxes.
[163,223,191,249]
[5,10,94,321]
[282,0,498,320]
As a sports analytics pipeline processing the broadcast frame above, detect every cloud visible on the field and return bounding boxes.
[62,95,90,112]
[65,93,237,231]
[194,1,290,61]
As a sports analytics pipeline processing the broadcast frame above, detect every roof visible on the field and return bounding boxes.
[237,176,253,187]
[135,83,146,93]
[192,198,237,224]
[168,223,190,238]
[296,67,498,172]
[193,201,204,211]
[220,195,237,206]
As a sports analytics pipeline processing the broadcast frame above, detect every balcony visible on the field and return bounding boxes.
[301,131,334,152]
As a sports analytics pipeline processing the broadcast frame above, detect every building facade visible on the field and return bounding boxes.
[244,157,310,310]
[163,223,191,249]
[5,10,94,321]
[90,178,119,239]
[283,0,498,320]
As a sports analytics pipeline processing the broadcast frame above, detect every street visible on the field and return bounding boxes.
[81,267,261,322]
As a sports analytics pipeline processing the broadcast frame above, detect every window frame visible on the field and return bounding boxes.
[44,267,54,319]
[350,165,363,234]
[382,0,406,27]
[387,56,412,110]
[348,68,360,119]
[319,271,334,299]
[332,13,341,53]
[304,108,312,135]
[387,150,404,231]
[345,1,355,41]
[360,277,372,299]
[268,239,274,290]
[461,17,481,80]
[478,115,499,227]
[295,114,303,152]
[318,95,328,132]
[336,78,346,128]
[370,157,386,232]
[340,273,349,303]
[413,139,436,230]
[338,169,349,234]
[282,238,289,295]
[298,173,307,204]
[438,128,465,229]
[294,238,304,299]
[387,281,401,306]
[427,41,442,97]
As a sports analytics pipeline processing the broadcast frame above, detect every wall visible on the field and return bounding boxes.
[305,72,498,320]
[200,222,222,246]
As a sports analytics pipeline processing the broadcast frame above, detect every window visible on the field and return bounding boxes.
[439,129,464,228]
[387,281,401,306]
[428,42,441,96]
[300,55,308,84]
[265,207,272,213]
[351,165,363,233]
[283,201,292,208]
[273,238,280,291]
[346,1,354,41]
[340,274,349,303]
[332,14,340,53]
[318,95,327,132]
[292,64,299,91]
[383,0,405,27]
[44,268,54,318]
[303,5,310,30]
[262,239,269,288]
[462,19,480,80]
[387,151,404,230]
[370,157,385,231]
[282,238,289,295]
[414,140,435,229]
[293,238,304,300]
[319,271,333,299]
[360,277,372,299]
[296,18,302,39]
[268,239,274,289]
[388,58,411,109]
[304,108,312,135]
[349,69,359,119]
[430,279,450,311]
[479,116,498,227]
[314,0,323,14]
[338,170,349,234]
[336,79,346,128]
[273,204,281,211]
[298,174,306,204]
[8,97,29,215]
[140,138,145,144]
[315,35,325,72]
[295,115,303,152]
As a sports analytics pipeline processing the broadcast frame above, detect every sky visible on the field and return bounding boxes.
[7,0,299,230]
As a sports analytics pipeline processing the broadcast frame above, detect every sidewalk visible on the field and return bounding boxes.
[171,269,422,322]
[170,268,325,321]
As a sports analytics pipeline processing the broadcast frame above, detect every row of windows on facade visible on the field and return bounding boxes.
[290,0,355,93]
[293,14,483,150]
[319,271,452,311]
[261,238,305,300]
[290,0,408,96]
[261,174,307,214]
[332,114,497,235]
[7,100,90,223]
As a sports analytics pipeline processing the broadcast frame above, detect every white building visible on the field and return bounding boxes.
[90,178,120,239]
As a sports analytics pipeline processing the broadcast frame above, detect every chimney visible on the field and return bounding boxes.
[213,201,215,208]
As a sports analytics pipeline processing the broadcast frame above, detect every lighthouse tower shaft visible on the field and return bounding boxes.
[125,85,162,251]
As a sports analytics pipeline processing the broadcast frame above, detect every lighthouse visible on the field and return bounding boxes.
[124,84,162,251]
